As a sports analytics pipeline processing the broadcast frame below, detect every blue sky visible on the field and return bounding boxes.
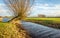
[0,0,60,17]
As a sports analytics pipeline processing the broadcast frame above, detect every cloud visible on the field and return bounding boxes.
[30,3,60,16]
[0,4,12,16]
[0,9,12,16]
[0,3,60,17]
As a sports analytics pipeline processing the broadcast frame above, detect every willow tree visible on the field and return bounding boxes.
[0,0,34,38]
[4,0,34,23]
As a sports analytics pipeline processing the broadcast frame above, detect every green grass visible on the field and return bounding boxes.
[0,22,9,27]
[25,18,60,29]
[26,18,60,23]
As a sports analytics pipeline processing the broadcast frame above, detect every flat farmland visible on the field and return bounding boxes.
[26,18,60,23]
[25,18,60,29]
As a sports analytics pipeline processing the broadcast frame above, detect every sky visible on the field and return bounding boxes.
[0,0,60,17]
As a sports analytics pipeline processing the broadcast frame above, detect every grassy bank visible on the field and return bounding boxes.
[26,18,60,23]
[0,22,30,38]
[25,18,60,29]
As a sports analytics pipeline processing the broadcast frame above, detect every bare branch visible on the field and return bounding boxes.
[3,0,34,22]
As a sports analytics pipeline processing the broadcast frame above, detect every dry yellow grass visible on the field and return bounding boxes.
[0,18,3,22]
[0,22,31,38]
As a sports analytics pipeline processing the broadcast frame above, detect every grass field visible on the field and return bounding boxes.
[25,18,60,29]
[26,18,60,23]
